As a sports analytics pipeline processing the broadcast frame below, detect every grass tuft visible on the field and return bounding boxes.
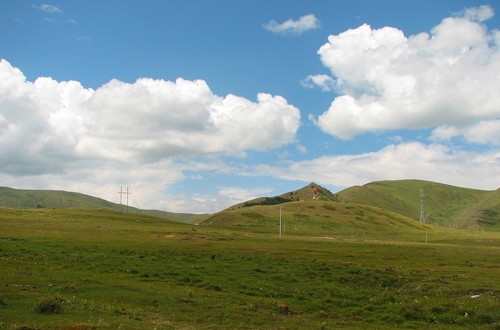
[276,301,291,315]
[35,294,64,314]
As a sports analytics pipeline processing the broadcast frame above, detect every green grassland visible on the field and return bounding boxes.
[1,203,500,330]
[338,180,500,230]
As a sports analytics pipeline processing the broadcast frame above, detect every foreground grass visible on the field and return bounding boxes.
[1,208,500,329]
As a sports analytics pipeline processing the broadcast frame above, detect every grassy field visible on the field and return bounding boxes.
[1,205,500,329]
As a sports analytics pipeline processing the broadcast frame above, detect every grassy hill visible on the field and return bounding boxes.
[221,182,343,211]
[208,180,500,232]
[3,179,500,230]
[0,186,204,223]
[277,182,340,202]
[198,197,459,243]
[462,188,500,228]
[337,180,500,230]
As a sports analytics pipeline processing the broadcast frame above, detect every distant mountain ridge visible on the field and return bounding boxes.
[0,186,204,223]
[2,179,499,230]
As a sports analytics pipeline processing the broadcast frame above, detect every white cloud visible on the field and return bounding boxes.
[143,185,274,214]
[219,186,273,202]
[300,74,336,91]
[152,186,274,214]
[0,59,301,213]
[388,135,404,143]
[207,93,301,154]
[253,141,500,191]
[296,144,307,154]
[431,120,500,145]
[462,5,494,22]
[33,4,64,14]
[0,59,300,173]
[430,125,461,142]
[263,14,320,35]
[309,6,500,141]
[463,120,500,145]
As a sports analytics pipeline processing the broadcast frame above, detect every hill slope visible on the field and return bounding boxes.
[224,182,342,211]
[0,186,204,223]
[277,182,340,202]
[202,180,500,232]
[461,187,500,229]
[197,197,442,241]
[337,180,499,230]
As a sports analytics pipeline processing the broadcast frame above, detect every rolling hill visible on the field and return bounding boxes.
[197,198,434,239]
[0,186,204,223]
[197,180,500,232]
[219,182,343,211]
[3,179,500,230]
[196,181,441,239]
[337,180,500,230]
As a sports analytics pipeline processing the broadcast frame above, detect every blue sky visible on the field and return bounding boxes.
[1,1,500,213]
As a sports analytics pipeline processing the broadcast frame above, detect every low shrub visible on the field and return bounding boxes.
[35,295,64,314]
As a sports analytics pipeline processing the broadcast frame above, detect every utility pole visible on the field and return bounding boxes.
[118,186,124,212]
[118,186,131,213]
[126,186,131,213]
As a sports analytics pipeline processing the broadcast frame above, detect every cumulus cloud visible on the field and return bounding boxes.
[263,14,320,35]
[309,6,500,141]
[0,59,301,212]
[253,142,500,191]
[0,59,300,174]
